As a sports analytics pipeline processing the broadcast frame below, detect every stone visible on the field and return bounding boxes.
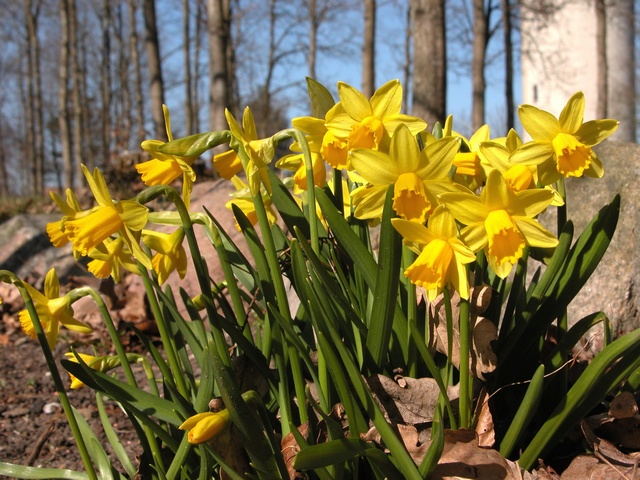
[537,141,640,335]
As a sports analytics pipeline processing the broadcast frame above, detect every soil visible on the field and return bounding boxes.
[0,305,144,477]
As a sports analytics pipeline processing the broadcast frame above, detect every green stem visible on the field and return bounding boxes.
[458,296,471,428]
[402,247,417,377]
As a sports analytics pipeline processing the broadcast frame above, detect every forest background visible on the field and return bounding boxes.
[0,0,637,200]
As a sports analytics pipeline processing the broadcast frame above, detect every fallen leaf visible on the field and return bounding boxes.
[475,389,495,448]
[609,391,639,420]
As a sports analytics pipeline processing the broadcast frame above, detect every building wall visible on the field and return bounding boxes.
[520,0,636,141]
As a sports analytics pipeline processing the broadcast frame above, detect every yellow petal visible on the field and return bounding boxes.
[485,210,525,266]
[370,79,402,119]
[575,119,619,146]
[337,82,372,120]
[558,91,585,133]
[349,149,397,185]
[518,105,560,142]
[514,217,559,249]
[509,141,554,166]
[404,239,453,290]
[393,173,431,223]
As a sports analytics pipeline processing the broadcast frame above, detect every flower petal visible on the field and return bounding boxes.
[509,141,554,166]
[575,119,620,146]
[337,82,372,120]
[514,217,559,248]
[558,91,585,133]
[518,105,560,141]
[439,192,487,225]
[371,79,402,119]
[350,149,397,185]
[391,124,421,173]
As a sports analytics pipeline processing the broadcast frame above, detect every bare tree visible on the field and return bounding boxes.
[183,0,194,135]
[411,0,446,127]
[501,0,514,131]
[69,0,85,181]
[100,0,112,168]
[58,0,73,189]
[143,0,166,141]
[24,0,45,195]
[472,0,488,130]
[208,0,232,136]
[362,0,376,97]
[308,0,317,79]
[129,0,145,145]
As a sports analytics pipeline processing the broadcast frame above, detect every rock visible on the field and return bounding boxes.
[0,214,84,288]
[537,141,640,335]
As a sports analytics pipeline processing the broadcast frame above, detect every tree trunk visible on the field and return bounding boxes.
[410,0,446,127]
[402,2,411,113]
[207,0,231,134]
[308,0,317,79]
[128,0,145,145]
[114,5,131,152]
[501,0,514,131]
[143,0,166,141]
[193,0,204,133]
[25,1,44,195]
[472,0,488,130]
[101,0,112,167]
[362,0,376,97]
[184,0,194,135]
[58,0,73,190]
[70,0,84,184]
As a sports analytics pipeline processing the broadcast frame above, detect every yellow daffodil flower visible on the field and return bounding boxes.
[63,165,151,269]
[213,107,274,195]
[137,106,198,208]
[276,151,326,193]
[142,228,187,285]
[452,124,492,191]
[87,236,138,283]
[326,80,427,155]
[349,124,460,222]
[440,170,558,278]
[481,130,564,206]
[511,92,619,184]
[392,206,476,301]
[225,176,277,230]
[18,269,92,349]
[64,352,100,389]
[46,189,83,251]
[179,409,231,444]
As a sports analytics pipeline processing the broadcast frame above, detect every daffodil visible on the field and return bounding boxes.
[440,170,558,278]
[87,236,138,283]
[64,352,101,389]
[452,124,491,191]
[46,189,83,258]
[276,151,326,193]
[213,107,274,195]
[225,176,277,230]
[179,409,231,444]
[349,124,460,222]
[480,130,564,206]
[392,206,476,301]
[18,269,92,349]
[63,165,151,269]
[511,92,619,184]
[64,352,128,389]
[326,80,427,155]
[137,106,198,207]
[142,228,187,285]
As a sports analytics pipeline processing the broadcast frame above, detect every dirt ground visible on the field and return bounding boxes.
[0,306,143,477]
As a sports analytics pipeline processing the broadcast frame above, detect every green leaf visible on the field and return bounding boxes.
[499,364,545,458]
[267,169,313,239]
[293,437,374,470]
[96,393,137,478]
[71,407,117,480]
[0,463,89,480]
[158,130,231,157]
[546,312,606,371]
[519,327,640,470]
[366,186,402,369]
[306,77,335,118]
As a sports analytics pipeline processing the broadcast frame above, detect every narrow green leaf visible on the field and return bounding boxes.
[519,327,640,469]
[158,130,231,157]
[267,169,314,239]
[71,407,115,480]
[499,364,545,458]
[0,463,89,480]
[293,437,371,470]
[306,77,335,118]
[546,312,606,370]
[96,393,137,478]
[366,186,402,369]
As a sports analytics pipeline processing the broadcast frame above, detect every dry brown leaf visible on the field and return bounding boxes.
[610,392,639,420]
[560,454,637,480]
[366,374,445,424]
[431,429,527,479]
[474,389,495,448]
[282,423,310,480]
[428,287,498,379]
